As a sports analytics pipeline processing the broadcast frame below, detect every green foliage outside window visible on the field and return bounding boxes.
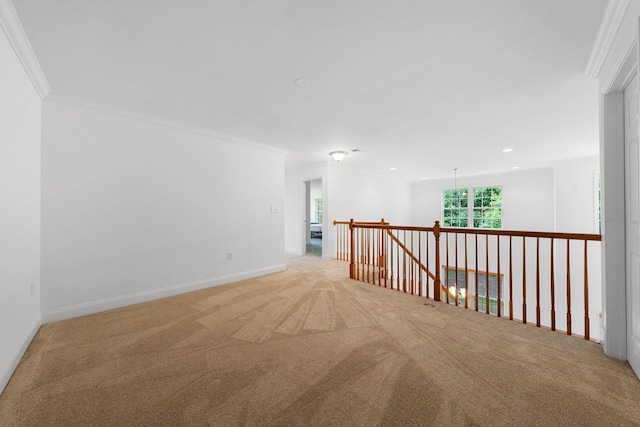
[315,198,323,223]
[443,189,468,227]
[443,186,502,229]
[473,187,502,229]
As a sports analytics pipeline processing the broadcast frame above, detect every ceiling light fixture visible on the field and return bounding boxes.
[502,148,514,153]
[390,167,397,171]
[329,151,348,162]
[295,78,310,86]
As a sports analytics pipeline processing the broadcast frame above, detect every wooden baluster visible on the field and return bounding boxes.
[455,232,459,306]
[390,229,395,290]
[536,237,541,327]
[349,219,355,279]
[369,228,373,283]
[382,222,387,288]
[426,230,431,299]
[497,235,501,317]
[445,232,450,304]
[475,234,479,312]
[377,227,380,282]
[433,221,442,302]
[464,233,469,309]
[364,228,369,282]
[360,227,365,281]
[584,240,589,340]
[566,239,572,336]
[402,230,407,292]
[411,231,415,294]
[418,231,423,297]
[341,222,344,261]
[396,230,401,292]
[551,238,556,331]
[485,234,490,315]
[336,223,339,260]
[522,237,527,324]
[509,236,514,320]
[340,223,344,260]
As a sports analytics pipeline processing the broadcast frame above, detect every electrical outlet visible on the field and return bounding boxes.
[227,252,233,261]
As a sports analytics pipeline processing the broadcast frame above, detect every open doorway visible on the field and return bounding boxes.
[304,179,323,256]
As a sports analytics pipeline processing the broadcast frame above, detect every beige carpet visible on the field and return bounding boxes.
[1,255,640,426]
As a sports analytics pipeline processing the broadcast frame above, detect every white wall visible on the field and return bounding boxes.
[412,167,555,231]
[554,156,600,233]
[328,163,412,226]
[40,100,285,321]
[0,27,42,393]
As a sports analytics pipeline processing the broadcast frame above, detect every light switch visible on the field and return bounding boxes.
[271,206,280,214]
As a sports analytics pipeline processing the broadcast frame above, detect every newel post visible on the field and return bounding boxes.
[433,220,442,302]
[349,219,356,279]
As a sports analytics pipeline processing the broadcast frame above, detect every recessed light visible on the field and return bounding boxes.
[421,177,428,180]
[295,78,310,86]
[390,167,397,171]
[502,148,514,153]
[512,166,520,170]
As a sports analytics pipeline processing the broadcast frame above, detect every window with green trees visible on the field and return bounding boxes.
[315,198,323,223]
[443,186,502,229]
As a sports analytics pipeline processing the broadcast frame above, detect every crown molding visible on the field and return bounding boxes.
[45,93,289,155]
[0,0,50,99]
[585,0,632,78]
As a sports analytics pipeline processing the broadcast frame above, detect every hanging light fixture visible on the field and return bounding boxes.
[329,151,348,162]
[454,167,457,191]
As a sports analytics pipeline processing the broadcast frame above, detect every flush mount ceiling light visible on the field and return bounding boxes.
[295,78,310,86]
[329,151,348,162]
[502,148,514,153]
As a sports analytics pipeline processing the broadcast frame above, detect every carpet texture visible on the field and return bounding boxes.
[1,255,640,426]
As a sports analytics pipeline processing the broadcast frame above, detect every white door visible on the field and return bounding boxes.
[625,73,640,375]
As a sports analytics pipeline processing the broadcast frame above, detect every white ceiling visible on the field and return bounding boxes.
[13,0,608,181]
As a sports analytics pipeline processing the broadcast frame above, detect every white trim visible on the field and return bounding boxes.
[0,0,50,99]
[0,317,41,395]
[585,0,632,78]
[41,264,286,324]
[604,36,639,94]
[45,93,289,155]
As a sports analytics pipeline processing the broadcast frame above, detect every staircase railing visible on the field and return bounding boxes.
[334,219,602,340]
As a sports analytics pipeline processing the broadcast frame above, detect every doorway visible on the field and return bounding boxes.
[304,179,323,257]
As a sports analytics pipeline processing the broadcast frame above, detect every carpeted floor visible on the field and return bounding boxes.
[1,255,640,426]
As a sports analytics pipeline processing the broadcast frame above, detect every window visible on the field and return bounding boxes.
[443,186,502,229]
[315,198,323,223]
[443,189,468,227]
[442,266,503,314]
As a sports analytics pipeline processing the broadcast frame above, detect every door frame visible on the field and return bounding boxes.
[601,38,638,360]
[302,177,324,256]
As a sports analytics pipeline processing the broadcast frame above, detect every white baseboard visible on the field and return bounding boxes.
[0,317,41,396]
[285,248,303,255]
[41,264,286,324]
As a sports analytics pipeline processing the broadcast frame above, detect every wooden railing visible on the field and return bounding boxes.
[334,219,602,340]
